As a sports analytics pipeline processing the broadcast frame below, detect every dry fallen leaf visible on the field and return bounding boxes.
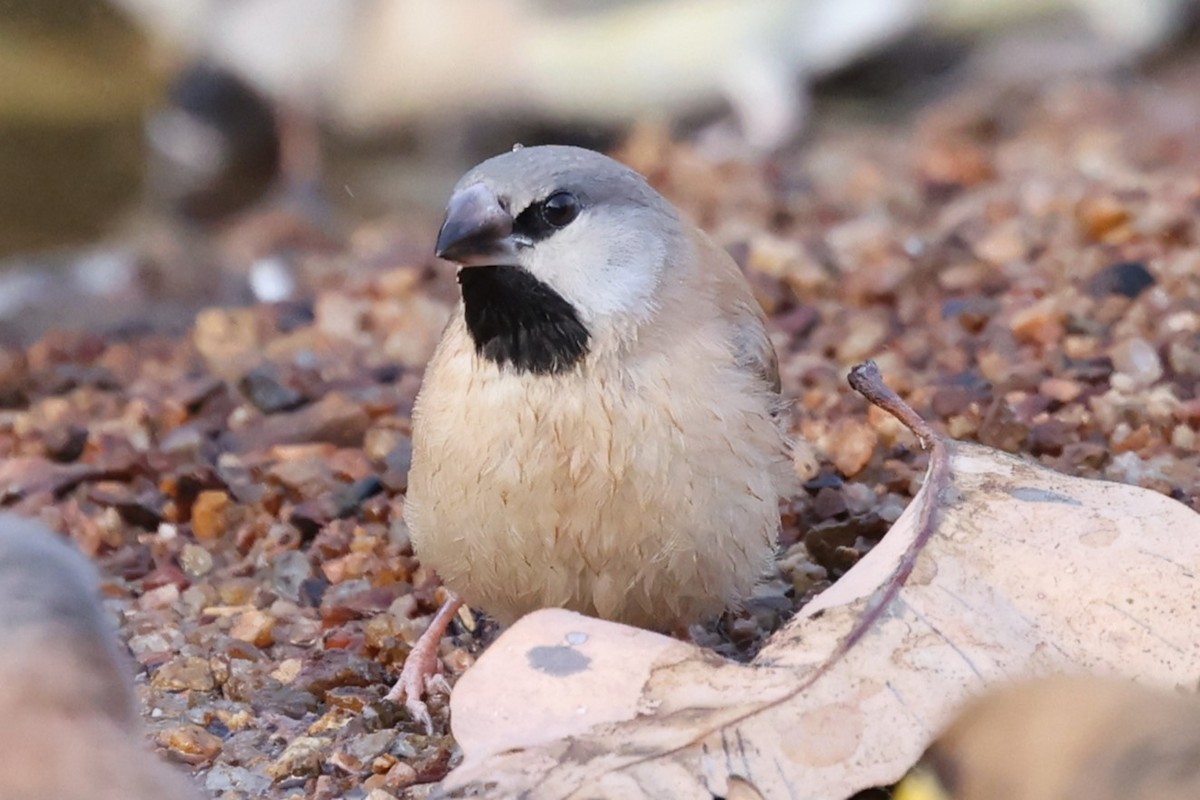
[441,364,1200,799]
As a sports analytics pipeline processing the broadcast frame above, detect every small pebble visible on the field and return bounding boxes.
[230,609,276,648]
[826,419,878,478]
[180,543,214,577]
[1087,261,1155,299]
[266,736,331,780]
[1111,338,1163,387]
[835,314,889,363]
[192,490,233,541]
[344,730,398,763]
[240,365,308,414]
[158,723,223,765]
[813,487,847,519]
[152,656,216,692]
[205,764,273,795]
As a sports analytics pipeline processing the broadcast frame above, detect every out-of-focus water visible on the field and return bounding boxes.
[0,0,157,256]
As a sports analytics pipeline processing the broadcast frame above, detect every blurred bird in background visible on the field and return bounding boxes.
[111,0,1198,162]
[895,675,1200,800]
[112,0,918,155]
[0,0,1197,338]
[7,0,1199,240]
[0,513,202,799]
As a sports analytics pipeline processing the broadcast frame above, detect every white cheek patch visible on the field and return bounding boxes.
[522,211,667,323]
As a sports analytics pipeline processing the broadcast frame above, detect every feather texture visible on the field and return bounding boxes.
[407,193,793,629]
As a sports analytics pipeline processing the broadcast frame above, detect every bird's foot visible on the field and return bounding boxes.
[385,594,464,734]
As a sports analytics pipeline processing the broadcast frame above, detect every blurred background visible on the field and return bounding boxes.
[0,0,1197,340]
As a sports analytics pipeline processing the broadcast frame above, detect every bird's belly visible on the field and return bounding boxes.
[405,366,784,630]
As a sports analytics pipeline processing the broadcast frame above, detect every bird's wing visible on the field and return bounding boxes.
[729,294,781,394]
[698,234,782,395]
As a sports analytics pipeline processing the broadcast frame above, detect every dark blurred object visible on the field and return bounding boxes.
[146,62,282,223]
[896,675,1200,800]
[1087,261,1156,299]
[813,32,972,117]
[0,513,203,798]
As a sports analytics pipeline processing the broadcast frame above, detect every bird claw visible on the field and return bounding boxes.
[407,698,435,738]
[408,673,454,735]
[384,594,464,734]
[386,650,449,735]
[426,673,452,696]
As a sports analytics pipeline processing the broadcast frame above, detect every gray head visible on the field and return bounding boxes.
[437,146,686,330]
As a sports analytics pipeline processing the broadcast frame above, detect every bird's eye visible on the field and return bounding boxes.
[540,191,580,228]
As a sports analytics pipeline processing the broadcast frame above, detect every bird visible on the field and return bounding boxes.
[0,513,203,800]
[387,144,794,730]
[144,61,282,224]
[108,0,926,153]
[895,675,1200,800]
[108,0,1194,164]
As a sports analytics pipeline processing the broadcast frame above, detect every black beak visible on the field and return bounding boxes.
[435,183,514,263]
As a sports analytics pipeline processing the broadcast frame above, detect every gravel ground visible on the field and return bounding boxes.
[0,50,1198,800]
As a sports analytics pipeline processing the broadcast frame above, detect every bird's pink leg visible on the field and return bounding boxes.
[386,594,464,733]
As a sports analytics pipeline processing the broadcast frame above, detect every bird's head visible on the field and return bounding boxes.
[435,145,686,375]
